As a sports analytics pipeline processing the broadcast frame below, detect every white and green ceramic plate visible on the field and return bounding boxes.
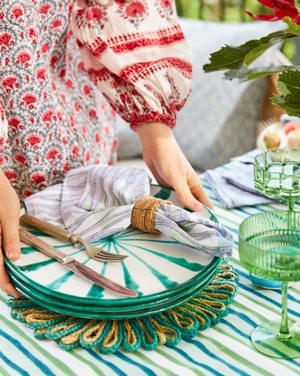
[7,266,218,319]
[7,258,218,312]
[5,185,221,307]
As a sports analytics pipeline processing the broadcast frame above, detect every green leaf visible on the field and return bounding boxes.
[243,42,273,66]
[276,69,300,103]
[203,42,260,72]
[203,30,295,73]
[272,95,300,117]
[282,16,300,36]
[270,70,300,116]
[295,1,300,16]
[224,65,300,82]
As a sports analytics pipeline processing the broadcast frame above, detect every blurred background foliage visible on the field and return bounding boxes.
[175,0,296,63]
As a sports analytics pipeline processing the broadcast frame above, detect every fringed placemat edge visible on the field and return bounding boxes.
[6,262,239,354]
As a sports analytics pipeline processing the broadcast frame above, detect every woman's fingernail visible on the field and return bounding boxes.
[8,251,19,259]
[193,202,202,209]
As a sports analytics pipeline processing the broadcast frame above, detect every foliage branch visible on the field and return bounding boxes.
[203,8,300,117]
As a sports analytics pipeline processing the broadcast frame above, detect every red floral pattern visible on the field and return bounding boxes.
[1,0,192,203]
[72,0,192,130]
[120,58,193,82]
[116,0,149,29]
[125,2,146,17]
[91,26,185,55]
[155,0,173,21]
[0,0,117,203]
[75,2,108,29]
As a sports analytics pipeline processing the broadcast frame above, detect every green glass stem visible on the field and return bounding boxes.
[287,199,295,231]
[288,199,295,212]
[279,282,292,339]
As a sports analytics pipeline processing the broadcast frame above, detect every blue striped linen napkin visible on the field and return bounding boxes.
[204,165,273,209]
[25,165,233,258]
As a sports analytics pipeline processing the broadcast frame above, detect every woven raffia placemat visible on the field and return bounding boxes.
[6,262,238,354]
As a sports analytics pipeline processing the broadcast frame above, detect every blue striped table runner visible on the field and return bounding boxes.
[1,161,300,376]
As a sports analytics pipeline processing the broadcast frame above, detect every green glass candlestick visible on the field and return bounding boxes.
[238,147,300,359]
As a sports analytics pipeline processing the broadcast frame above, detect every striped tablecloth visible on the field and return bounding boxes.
[1,161,300,376]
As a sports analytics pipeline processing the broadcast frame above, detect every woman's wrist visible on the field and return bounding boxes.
[136,122,174,152]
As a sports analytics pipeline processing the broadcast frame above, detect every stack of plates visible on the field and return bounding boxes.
[6,185,222,319]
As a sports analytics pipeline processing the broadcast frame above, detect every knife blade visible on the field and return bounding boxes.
[19,228,138,298]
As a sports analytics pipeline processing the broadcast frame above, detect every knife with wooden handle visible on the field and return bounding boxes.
[20,214,81,242]
[19,228,138,298]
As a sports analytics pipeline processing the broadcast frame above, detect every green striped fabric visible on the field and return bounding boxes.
[1,161,300,376]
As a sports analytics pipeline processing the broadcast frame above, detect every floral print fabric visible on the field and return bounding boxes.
[72,0,193,129]
[0,0,192,203]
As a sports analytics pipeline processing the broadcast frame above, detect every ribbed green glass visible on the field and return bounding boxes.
[239,210,300,282]
[239,210,300,359]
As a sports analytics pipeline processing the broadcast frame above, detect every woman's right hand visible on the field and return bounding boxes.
[0,168,21,298]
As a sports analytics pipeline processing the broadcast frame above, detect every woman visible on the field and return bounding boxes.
[0,0,212,297]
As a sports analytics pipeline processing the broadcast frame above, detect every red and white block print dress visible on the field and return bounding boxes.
[0,0,192,203]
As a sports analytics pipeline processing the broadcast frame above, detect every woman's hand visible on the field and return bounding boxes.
[0,168,21,298]
[136,122,213,212]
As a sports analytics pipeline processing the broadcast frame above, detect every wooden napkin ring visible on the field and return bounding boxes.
[131,196,173,234]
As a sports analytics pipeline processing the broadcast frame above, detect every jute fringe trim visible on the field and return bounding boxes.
[7,262,238,354]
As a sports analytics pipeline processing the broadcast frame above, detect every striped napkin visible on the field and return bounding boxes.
[25,165,233,258]
[204,166,272,209]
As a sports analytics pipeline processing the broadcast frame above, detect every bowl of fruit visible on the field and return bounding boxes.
[257,119,300,151]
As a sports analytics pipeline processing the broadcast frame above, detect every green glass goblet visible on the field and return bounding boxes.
[254,146,300,211]
[239,210,300,359]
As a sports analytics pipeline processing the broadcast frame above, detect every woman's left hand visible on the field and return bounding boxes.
[136,122,213,212]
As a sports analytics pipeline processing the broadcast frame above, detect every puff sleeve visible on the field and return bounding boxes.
[71,0,193,130]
